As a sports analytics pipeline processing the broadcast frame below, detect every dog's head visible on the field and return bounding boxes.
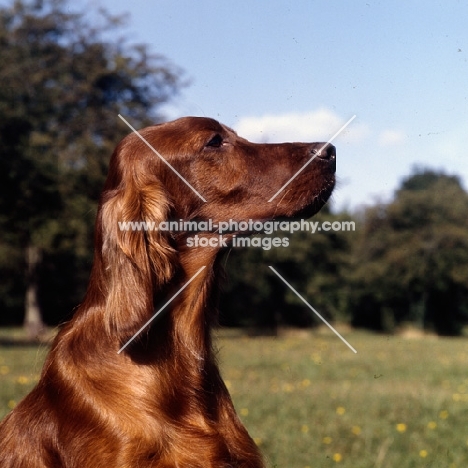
[111,116,335,225]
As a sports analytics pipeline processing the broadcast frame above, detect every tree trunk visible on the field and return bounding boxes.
[25,244,45,339]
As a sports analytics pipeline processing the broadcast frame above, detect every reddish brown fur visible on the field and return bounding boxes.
[0,117,335,467]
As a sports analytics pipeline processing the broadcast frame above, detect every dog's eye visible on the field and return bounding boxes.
[206,134,223,148]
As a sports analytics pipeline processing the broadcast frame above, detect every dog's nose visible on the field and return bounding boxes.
[311,143,336,160]
[311,143,336,173]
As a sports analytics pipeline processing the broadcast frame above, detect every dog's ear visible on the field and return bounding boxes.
[99,165,178,340]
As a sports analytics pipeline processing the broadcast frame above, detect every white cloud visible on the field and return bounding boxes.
[378,129,406,146]
[235,108,369,144]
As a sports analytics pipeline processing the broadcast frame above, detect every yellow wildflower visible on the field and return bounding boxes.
[396,423,407,433]
[439,410,449,420]
[332,453,342,462]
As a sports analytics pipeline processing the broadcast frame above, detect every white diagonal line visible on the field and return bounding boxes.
[268,114,356,202]
[117,265,206,354]
[118,114,207,202]
[268,266,357,353]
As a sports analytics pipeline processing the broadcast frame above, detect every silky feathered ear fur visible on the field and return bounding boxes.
[97,150,178,340]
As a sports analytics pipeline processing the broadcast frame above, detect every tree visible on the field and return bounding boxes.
[0,0,186,334]
[350,168,468,335]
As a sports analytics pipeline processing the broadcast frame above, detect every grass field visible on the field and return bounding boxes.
[1,328,468,467]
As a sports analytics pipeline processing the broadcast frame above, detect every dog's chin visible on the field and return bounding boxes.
[294,203,325,220]
[290,180,334,219]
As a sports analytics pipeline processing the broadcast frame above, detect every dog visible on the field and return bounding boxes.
[0,116,335,467]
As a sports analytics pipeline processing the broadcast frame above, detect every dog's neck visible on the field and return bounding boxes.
[166,245,220,358]
[119,244,222,364]
[133,245,225,415]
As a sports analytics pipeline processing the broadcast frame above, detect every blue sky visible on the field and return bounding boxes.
[89,0,468,210]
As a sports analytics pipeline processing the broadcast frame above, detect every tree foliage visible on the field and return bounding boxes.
[350,168,468,335]
[0,0,186,325]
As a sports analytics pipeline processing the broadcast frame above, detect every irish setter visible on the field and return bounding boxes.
[0,116,336,467]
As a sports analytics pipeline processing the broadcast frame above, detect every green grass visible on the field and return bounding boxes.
[1,328,468,467]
